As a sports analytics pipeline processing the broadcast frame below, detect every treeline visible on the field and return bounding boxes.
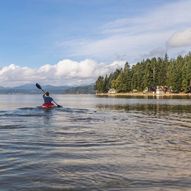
[96,53,191,93]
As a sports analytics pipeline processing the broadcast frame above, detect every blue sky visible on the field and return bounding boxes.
[0,0,191,86]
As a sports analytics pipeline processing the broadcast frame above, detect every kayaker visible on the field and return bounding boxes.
[42,92,55,107]
[36,83,62,108]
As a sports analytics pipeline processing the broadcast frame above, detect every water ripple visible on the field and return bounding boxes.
[0,98,191,190]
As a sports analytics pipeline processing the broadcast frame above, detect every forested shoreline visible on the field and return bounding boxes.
[96,53,191,94]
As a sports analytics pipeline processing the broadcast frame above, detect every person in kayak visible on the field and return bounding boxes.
[36,83,61,108]
[42,92,55,108]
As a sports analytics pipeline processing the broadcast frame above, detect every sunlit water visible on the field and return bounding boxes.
[0,94,191,191]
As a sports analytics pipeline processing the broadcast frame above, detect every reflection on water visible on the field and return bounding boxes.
[0,95,191,190]
[96,103,191,114]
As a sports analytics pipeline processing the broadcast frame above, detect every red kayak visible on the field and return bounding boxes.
[41,103,55,109]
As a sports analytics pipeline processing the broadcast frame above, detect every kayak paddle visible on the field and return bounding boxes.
[36,83,46,93]
[35,83,62,108]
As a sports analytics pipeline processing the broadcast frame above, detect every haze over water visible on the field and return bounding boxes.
[0,94,191,191]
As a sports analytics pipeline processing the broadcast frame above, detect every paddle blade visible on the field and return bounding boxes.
[36,83,42,89]
[57,105,62,108]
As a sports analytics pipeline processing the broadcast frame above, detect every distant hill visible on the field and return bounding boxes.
[63,84,95,94]
[0,84,95,94]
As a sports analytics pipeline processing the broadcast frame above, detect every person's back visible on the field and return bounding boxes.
[43,92,53,104]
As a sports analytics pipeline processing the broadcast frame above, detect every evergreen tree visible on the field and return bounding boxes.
[181,54,191,92]
[95,52,191,94]
[95,76,105,93]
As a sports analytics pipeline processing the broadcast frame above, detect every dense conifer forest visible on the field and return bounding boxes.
[95,53,191,93]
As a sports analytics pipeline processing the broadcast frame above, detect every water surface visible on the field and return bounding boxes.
[0,94,191,190]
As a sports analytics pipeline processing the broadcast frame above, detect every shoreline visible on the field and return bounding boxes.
[96,92,191,97]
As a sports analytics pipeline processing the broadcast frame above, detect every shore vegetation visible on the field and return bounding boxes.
[96,53,191,95]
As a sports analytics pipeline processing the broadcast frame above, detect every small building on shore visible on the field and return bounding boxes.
[156,86,165,95]
[108,88,117,94]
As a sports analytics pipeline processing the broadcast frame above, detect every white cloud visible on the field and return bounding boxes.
[0,59,125,87]
[58,0,191,62]
[2,1,191,87]
[167,28,191,48]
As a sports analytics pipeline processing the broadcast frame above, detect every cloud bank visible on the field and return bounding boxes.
[0,59,125,87]
[1,1,191,87]
[58,0,191,62]
[167,28,191,48]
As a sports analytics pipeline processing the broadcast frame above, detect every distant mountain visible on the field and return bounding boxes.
[0,86,6,89]
[63,84,95,94]
[0,84,95,94]
[43,85,70,93]
[13,83,37,90]
[0,84,37,94]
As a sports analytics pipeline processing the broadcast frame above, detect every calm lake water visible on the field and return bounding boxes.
[0,94,191,191]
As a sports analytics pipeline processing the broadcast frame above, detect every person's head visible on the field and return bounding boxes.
[45,92,49,96]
